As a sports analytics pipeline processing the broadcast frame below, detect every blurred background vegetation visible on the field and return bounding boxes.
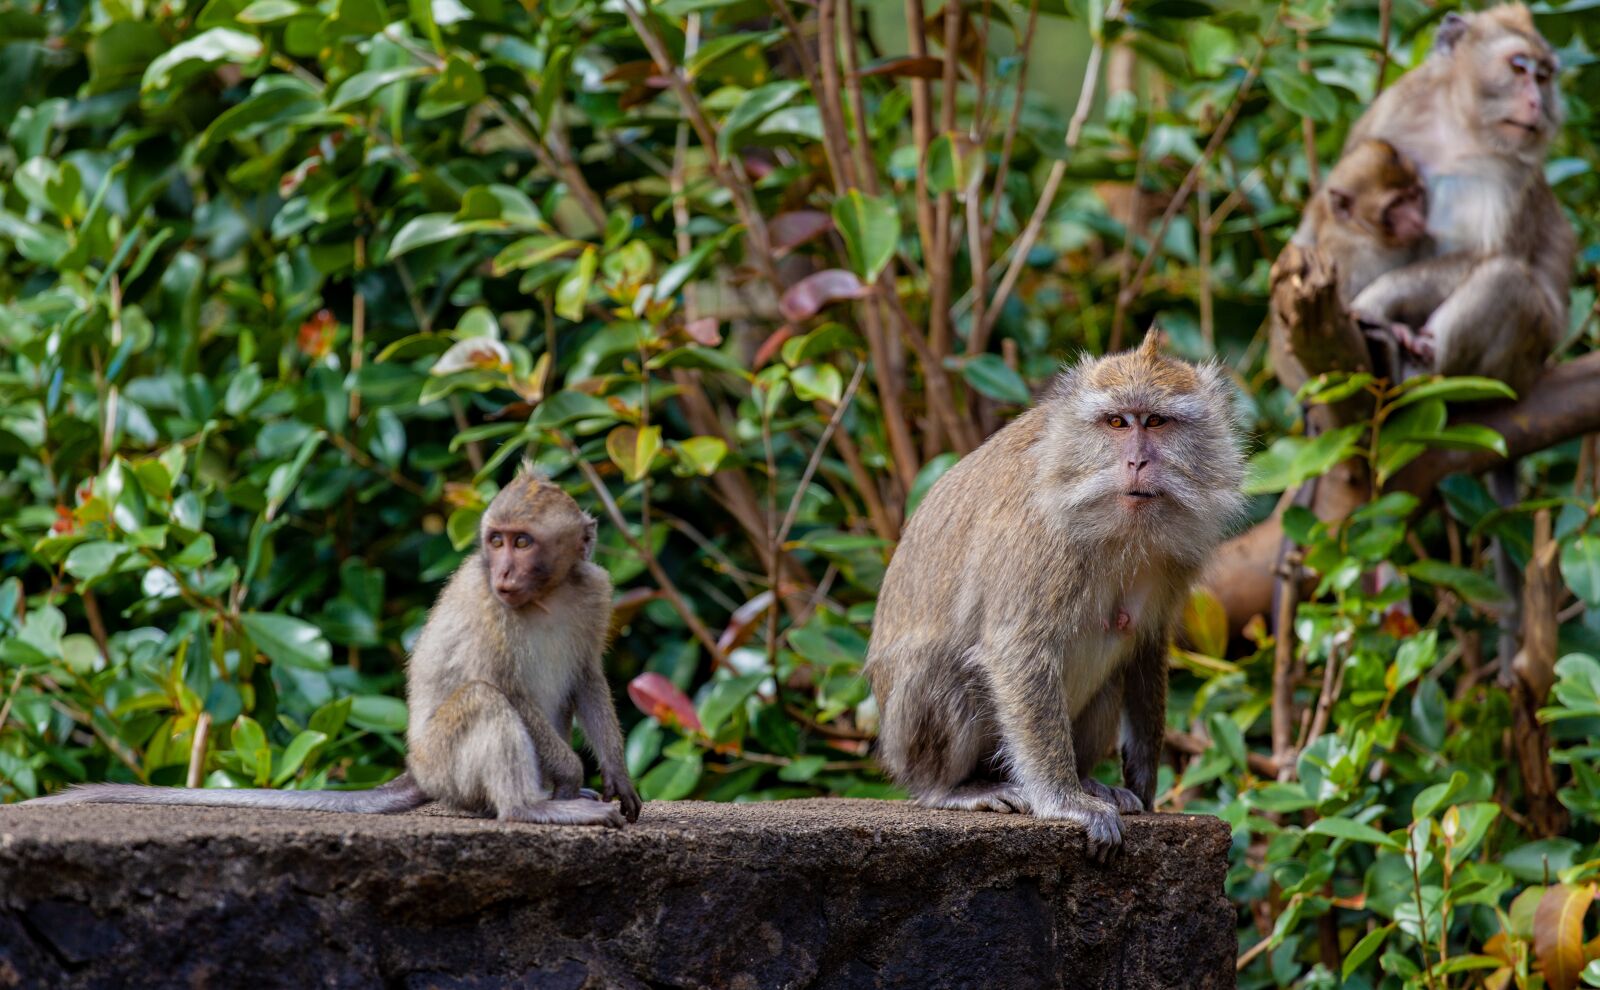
[3,0,1600,985]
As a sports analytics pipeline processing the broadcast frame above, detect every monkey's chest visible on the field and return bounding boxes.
[1060,580,1161,715]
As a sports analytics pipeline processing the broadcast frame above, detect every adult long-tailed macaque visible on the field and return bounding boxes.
[1345,3,1573,397]
[30,469,641,827]
[1271,138,1432,391]
[865,334,1245,860]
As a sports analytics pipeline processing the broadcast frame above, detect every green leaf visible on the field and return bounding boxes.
[698,672,766,736]
[491,236,585,275]
[231,715,271,785]
[718,81,804,156]
[348,694,408,732]
[907,453,959,518]
[142,28,263,93]
[1296,372,1374,406]
[790,364,844,404]
[961,354,1031,405]
[241,612,333,670]
[673,436,728,475]
[236,0,301,22]
[1561,534,1600,607]
[1307,816,1401,849]
[1406,560,1508,606]
[330,65,429,110]
[1388,376,1518,409]
[1342,923,1394,980]
[271,730,328,785]
[555,246,597,321]
[531,390,616,429]
[639,754,702,800]
[64,541,126,582]
[605,425,662,482]
[1287,423,1366,485]
[830,190,899,284]
[927,132,983,197]
[655,226,743,301]
[387,213,472,258]
[1262,65,1338,123]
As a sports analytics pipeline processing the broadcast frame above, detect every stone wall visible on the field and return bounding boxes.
[0,798,1235,989]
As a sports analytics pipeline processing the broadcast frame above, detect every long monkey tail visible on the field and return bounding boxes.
[23,772,428,815]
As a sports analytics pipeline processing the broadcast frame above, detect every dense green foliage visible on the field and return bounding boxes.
[3,0,1600,985]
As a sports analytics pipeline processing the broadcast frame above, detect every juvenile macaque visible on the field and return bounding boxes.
[865,334,1245,860]
[30,468,641,828]
[1298,138,1430,302]
[1346,3,1573,396]
[1273,139,1432,389]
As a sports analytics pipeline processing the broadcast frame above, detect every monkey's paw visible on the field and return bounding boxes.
[1034,793,1124,863]
[918,782,1031,814]
[604,775,643,823]
[1082,778,1145,815]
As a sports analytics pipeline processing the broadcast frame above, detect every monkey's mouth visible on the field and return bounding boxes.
[1124,490,1160,499]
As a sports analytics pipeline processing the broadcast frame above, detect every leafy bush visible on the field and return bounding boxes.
[3,0,1600,986]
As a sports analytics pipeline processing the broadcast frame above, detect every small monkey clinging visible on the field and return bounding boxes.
[31,468,640,828]
[866,334,1244,860]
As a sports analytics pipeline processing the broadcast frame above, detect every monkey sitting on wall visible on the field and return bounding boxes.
[1345,3,1573,397]
[865,333,1245,860]
[1272,138,1432,389]
[29,468,641,828]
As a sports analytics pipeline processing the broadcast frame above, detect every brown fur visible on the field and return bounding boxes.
[29,468,639,828]
[1343,2,1572,396]
[864,335,1244,860]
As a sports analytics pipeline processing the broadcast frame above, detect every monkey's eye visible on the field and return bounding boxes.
[1145,414,1168,428]
[514,534,532,549]
[1107,414,1129,429]
[488,533,504,547]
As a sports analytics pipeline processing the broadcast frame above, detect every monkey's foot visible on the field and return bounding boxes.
[1082,778,1145,815]
[1032,793,1124,864]
[1392,322,1436,363]
[918,782,1032,814]
[500,800,625,828]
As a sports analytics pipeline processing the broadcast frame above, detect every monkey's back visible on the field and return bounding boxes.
[866,408,1052,686]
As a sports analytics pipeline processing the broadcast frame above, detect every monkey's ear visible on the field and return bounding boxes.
[1328,188,1355,221]
[1434,11,1468,53]
[580,514,598,560]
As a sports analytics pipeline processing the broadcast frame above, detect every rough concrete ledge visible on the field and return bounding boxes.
[0,799,1235,989]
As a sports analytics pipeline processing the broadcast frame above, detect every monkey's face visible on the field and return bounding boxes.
[1379,185,1428,247]
[484,526,555,610]
[1045,349,1245,537]
[1463,33,1561,157]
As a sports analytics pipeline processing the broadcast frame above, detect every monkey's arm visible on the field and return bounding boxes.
[574,661,642,822]
[1349,252,1478,329]
[1119,635,1169,813]
[981,634,1123,860]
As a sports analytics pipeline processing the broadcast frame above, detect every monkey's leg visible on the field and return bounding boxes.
[982,643,1123,861]
[1072,674,1144,815]
[420,681,623,828]
[1424,257,1557,391]
[876,658,1009,810]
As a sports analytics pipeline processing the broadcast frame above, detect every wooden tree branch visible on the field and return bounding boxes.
[1507,508,1569,837]
[1209,352,1600,632]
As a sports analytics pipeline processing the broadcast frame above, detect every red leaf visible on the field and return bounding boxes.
[51,505,76,535]
[717,591,775,654]
[627,672,702,733]
[770,210,834,254]
[856,55,944,79]
[297,309,337,359]
[779,269,869,323]
[751,326,795,368]
[684,317,723,346]
[741,154,775,180]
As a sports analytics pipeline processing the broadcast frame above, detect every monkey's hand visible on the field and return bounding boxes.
[603,770,642,823]
[1392,321,1436,364]
[1082,777,1145,815]
[1032,791,1124,864]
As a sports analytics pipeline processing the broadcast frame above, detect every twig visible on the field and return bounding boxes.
[186,712,212,788]
[327,433,430,498]
[1110,41,1268,349]
[572,455,730,669]
[775,361,869,550]
[979,0,1121,346]
[1271,549,1300,776]
[0,668,25,734]
[1375,0,1393,97]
